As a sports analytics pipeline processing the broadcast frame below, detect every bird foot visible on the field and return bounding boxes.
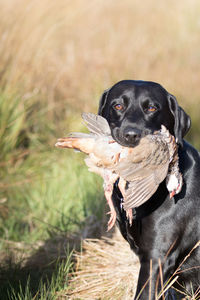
[107,210,117,231]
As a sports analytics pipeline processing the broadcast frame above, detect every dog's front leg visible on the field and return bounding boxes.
[134,260,157,300]
[134,259,181,300]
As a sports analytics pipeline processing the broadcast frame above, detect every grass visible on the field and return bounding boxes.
[1,251,73,300]
[0,0,200,298]
[0,90,104,298]
[0,135,105,298]
[0,150,104,242]
[65,233,140,300]
[66,236,200,300]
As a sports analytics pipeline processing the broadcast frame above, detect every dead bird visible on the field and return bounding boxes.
[55,113,183,230]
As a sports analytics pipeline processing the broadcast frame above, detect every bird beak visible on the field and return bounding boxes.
[170,190,175,199]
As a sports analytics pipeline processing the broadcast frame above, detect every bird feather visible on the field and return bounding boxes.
[124,162,169,209]
[82,112,111,136]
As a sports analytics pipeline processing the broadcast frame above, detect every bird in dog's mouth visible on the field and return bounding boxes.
[55,112,183,231]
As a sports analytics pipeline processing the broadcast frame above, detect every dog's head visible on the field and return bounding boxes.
[98,80,191,147]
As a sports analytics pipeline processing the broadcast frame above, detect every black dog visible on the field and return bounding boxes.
[98,80,200,299]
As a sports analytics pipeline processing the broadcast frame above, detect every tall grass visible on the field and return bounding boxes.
[1,0,200,115]
[0,0,199,149]
[0,90,104,298]
[0,0,200,298]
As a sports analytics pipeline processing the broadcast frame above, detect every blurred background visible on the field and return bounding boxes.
[0,0,200,298]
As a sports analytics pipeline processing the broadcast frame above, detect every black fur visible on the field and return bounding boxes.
[98,80,200,299]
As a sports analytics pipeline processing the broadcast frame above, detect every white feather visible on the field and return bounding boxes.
[166,174,179,192]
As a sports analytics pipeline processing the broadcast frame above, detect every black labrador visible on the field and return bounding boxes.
[98,80,200,299]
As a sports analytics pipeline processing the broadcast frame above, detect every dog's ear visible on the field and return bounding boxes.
[167,93,191,147]
[98,88,110,117]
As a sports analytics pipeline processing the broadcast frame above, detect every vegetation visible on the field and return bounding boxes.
[0,0,200,299]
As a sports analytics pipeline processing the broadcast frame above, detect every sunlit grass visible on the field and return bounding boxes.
[0,0,200,115]
[1,150,104,243]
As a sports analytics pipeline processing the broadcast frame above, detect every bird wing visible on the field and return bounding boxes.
[114,159,152,181]
[113,140,170,182]
[123,163,169,210]
[82,112,111,136]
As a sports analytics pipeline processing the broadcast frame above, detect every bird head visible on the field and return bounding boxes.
[166,172,183,199]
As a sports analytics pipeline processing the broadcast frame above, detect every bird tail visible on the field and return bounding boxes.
[82,112,111,136]
[55,134,95,154]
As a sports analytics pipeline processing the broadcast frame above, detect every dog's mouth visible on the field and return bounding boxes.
[111,128,153,148]
[113,136,141,148]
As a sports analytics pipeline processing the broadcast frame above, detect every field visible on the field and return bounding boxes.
[0,0,200,299]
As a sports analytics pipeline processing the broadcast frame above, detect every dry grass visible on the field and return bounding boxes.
[60,235,200,300]
[62,229,140,300]
[1,0,200,147]
[1,0,200,116]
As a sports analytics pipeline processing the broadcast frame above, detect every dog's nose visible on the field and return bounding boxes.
[124,127,141,144]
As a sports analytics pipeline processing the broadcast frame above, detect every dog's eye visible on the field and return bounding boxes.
[147,106,157,112]
[114,104,124,111]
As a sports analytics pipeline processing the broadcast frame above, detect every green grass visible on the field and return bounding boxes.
[0,150,104,242]
[0,91,105,299]
[2,252,73,300]
[0,150,104,298]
